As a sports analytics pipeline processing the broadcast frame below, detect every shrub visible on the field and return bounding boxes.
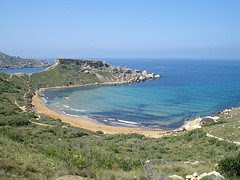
[0,115,30,126]
[184,129,206,141]
[218,152,240,177]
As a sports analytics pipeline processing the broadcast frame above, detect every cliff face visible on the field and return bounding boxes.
[0,52,51,69]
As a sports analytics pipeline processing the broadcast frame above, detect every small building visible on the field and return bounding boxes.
[200,117,215,126]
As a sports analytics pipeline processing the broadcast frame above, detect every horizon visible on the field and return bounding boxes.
[1,0,240,59]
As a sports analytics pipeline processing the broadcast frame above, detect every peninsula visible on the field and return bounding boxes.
[0,52,51,69]
[29,58,160,90]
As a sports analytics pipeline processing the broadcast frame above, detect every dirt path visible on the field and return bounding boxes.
[206,133,240,146]
[14,100,26,112]
[29,120,52,127]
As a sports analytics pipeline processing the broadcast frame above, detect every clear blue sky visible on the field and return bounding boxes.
[0,0,240,59]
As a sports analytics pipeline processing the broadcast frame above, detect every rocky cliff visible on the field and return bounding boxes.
[56,58,160,84]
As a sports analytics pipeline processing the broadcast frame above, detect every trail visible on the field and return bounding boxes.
[29,120,52,127]
[14,100,26,112]
[206,133,240,146]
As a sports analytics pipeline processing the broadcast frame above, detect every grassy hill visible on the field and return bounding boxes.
[0,52,50,69]
[0,65,239,179]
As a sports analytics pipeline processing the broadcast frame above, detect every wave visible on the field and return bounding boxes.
[110,121,138,127]
[70,107,88,112]
[61,111,79,117]
[42,97,48,103]
[117,119,138,125]
[63,104,70,108]
[63,104,88,112]
[65,97,70,99]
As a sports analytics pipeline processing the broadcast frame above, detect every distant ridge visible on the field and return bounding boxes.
[0,52,51,69]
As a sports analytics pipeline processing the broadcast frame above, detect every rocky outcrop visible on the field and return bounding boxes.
[55,58,161,84]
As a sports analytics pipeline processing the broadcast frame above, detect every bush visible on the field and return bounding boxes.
[184,129,206,141]
[219,152,240,177]
[0,115,30,126]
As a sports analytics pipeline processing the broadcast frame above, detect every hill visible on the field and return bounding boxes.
[0,60,239,179]
[0,52,51,69]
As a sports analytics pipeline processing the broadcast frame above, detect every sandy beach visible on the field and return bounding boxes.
[32,91,169,138]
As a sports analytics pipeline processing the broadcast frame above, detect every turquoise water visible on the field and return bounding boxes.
[0,67,47,74]
[44,59,240,129]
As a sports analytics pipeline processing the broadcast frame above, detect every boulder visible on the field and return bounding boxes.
[169,175,184,180]
[142,70,148,76]
[83,70,90,74]
[147,73,154,78]
[139,76,146,81]
[134,69,141,73]
[197,171,224,180]
[124,68,132,74]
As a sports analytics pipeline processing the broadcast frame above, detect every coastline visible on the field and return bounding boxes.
[32,93,169,138]
[32,82,173,138]
[32,82,222,138]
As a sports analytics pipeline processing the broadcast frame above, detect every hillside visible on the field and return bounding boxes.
[0,52,51,69]
[0,61,239,179]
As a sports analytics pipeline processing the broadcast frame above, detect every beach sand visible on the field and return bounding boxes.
[32,93,169,138]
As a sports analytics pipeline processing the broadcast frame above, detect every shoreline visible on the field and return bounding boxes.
[32,82,172,138]
[32,82,223,138]
[32,93,170,138]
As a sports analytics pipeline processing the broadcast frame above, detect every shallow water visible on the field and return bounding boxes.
[44,59,240,129]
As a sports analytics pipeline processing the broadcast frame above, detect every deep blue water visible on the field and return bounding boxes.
[44,59,240,129]
[0,67,47,74]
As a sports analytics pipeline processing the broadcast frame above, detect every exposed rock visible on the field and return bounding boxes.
[198,171,224,179]
[54,58,161,84]
[83,70,90,74]
[142,70,148,76]
[147,73,154,78]
[56,175,91,180]
[169,175,184,180]
[185,171,224,180]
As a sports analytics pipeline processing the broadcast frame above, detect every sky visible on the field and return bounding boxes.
[0,0,240,59]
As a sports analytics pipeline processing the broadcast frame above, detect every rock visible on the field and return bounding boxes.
[139,76,146,81]
[83,70,90,74]
[192,172,198,178]
[147,73,154,78]
[169,175,184,180]
[56,175,91,180]
[197,171,225,180]
[124,68,132,73]
[134,69,141,73]
[142,70,148,76]
[186,174,194,180]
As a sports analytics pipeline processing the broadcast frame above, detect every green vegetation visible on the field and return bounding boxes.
[219,152,240,178]
[0,52,50,69]
[0,67,240,179]
[204,109,240,142]
[29,64,101,90]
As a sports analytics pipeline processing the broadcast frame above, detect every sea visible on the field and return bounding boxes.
[2,59,240,129]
